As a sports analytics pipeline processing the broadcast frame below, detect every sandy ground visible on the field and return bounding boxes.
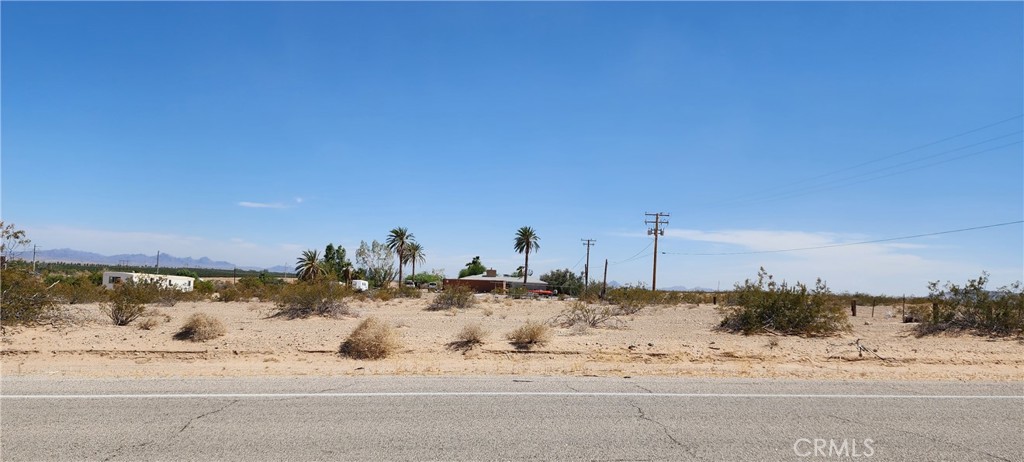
[2,294,1022,381]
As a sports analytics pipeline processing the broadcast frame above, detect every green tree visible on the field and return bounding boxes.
[458,256,486,278]
[295,249,327,282]
[323,243,352,281]
[513,226,540,284]
[405,242,426,285]
[540,268,584,296]
[386,227,415,285]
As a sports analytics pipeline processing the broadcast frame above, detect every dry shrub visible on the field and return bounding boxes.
[449,323,489,350]
[551,300,621,329]
[137,317,162,330]
[340,316,402,359]
[506,320,551,349]
[174,313,226,342]
[101,280,158,326]
[429,285,475,310]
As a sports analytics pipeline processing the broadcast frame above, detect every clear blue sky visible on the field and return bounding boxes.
[3,2,1021,295]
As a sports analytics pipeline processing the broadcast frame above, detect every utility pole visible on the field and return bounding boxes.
[31,244,37,274]
[581,239,596,289]
[601,259,608,300]
[156,251,161,274]
[645,212,670,291]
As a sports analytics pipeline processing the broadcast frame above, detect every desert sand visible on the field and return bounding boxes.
[2,294,1021,381]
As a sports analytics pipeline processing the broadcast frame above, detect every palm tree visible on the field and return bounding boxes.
[386,227,415,285]
[295,249,326,282]
[406,242,425,286]
[513,226,540,285]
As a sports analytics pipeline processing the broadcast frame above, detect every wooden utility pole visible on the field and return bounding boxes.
[581,239,596,289]
[601,259,608,300]
[31,245,37,274]
[645,212,669,291]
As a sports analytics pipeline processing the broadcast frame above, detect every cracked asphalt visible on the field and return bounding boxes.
[2,376,1021,461]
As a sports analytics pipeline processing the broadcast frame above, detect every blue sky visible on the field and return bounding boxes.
[2,2,1021,295]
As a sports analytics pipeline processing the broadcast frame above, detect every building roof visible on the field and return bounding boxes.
[459,273,547,285]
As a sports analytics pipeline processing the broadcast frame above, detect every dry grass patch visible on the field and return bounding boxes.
[550,301,622,329]
[506,320,551,349]
[174,313,226,342]
[340,316,403,359]
[448,323,489,351]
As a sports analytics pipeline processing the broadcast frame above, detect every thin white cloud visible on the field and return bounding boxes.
[237,201,288,209]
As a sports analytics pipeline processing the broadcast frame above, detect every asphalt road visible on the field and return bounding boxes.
[2,376,1021,461]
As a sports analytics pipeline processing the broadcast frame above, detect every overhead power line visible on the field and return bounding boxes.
[661,220,1023,256]
[714,114,1024,206]
[613,241,652,265]
[746,139,1022,204]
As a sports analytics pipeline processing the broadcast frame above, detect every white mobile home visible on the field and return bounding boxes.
[102,271,195,292]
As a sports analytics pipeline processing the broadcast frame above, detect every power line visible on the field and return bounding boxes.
[661,220,1023,256]
[612,241,652,265]
[713,114,1024,206]
[746,139,1022,204]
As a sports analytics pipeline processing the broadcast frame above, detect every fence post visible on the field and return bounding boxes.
[851,299,857,317]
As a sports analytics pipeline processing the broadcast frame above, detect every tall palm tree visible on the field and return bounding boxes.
[386,227,415,286]
[513,226,540,285]
[295,249,326,282]
[406,242,425,286]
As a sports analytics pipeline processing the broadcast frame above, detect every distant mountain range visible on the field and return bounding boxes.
[27,248,292,274]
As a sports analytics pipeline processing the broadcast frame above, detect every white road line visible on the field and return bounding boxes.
[2,392,1022,400]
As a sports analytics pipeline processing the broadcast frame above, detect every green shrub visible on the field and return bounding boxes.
[273,280,351,318]
[193,279,216,296]
[718,268,849,336]
[340,316,402,359]
[430,285,475,310]
[215,284,240,303]
[47,272,105,304]
[398,286,421,299]
[919,273,1023,336]
[507,286,529,299]
[101,279,159,326]
[605,285,656,314]
[1,267,57,325]
[174,313,227,342]
[506,320,551,349]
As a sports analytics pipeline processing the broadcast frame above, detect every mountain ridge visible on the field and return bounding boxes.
[26,248,291,273]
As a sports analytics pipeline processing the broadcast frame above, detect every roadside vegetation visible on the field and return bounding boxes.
[918,272,1022,336]
[174,313,226,342]
[718,268,849,337]
[340,316,402,359]
[429,285,475,310]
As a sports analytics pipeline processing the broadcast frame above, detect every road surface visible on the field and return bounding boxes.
[2,376,1021,461]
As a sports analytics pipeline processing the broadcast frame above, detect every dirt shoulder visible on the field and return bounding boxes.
[2,295,1021,380]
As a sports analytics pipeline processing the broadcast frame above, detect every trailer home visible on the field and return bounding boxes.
[102,271,195,292]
